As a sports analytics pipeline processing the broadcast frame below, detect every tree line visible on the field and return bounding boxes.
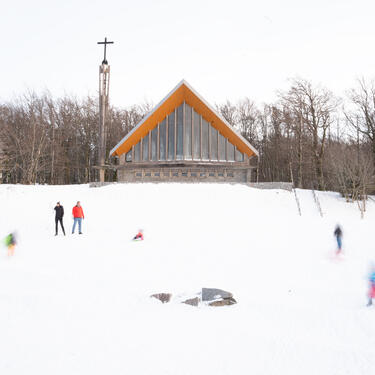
[0,93,149,185]
[0,78,374,199]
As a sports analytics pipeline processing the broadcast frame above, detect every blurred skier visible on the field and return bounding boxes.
[334,225,343,255]
[133,229,144,241]
[54,201,65,236]
[367,265,375,307]
[72,201,84,234]
[4,232,16,256]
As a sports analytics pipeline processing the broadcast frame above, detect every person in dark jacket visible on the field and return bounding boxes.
[334,225,343,254]
[54,202,65,236]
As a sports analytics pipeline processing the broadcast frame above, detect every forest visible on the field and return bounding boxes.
[1,78,374,200]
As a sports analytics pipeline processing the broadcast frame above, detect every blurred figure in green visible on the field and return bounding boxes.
[4,232,16,256]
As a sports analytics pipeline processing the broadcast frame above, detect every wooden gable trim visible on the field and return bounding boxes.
[110,81,258,158]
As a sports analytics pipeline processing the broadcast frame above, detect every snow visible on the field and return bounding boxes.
[0,183,374,375]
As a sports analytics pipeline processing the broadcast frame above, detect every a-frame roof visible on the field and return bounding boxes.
[110,80,259,158]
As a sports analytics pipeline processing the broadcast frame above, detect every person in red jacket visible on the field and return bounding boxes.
[72,201,84,234]
[133,229,144,241]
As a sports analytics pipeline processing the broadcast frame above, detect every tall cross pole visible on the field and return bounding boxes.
[97,37,114,65]
[97,37,114,182]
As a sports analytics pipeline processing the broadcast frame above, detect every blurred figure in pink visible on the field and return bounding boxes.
[367,264,375,307]
[133,229,144,241]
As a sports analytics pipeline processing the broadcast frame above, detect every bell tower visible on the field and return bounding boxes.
[97,37,114,182]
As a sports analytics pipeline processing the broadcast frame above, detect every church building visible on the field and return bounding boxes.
[110,80,258,183]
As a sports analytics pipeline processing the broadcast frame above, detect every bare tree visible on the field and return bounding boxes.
[217,100,238,127]
[0,92,50,183]
[281,79,338,189]
[346,79,375,169]
[237,98,259,145]
[0,92,147,184]
[2,78,375,191]
[327,140,374,217]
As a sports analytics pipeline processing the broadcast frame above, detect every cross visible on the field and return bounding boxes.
[97,37,114,65]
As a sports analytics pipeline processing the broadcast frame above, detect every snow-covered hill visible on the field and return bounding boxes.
[0,183,374,375]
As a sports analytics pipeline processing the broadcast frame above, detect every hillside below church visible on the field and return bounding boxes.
[0,183,374,375]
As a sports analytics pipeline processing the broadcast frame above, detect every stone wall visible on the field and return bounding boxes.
[117,165,254,184]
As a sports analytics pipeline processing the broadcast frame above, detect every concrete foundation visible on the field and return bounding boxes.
[116,163,256,184]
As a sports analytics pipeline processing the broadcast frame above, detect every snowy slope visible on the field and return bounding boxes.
[0,183,374,375]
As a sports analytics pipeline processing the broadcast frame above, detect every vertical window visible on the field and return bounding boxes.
[184,104,192,159]
[227,141,235,161]
[134,142,140,162]
[168,111,175,160]
[193,110,200,159]
[125,149,132,162]
[210,126,218,161]
[202,119,209,160]
[176,104,183,160]
[159,119,166,161]
[151,126,158,161]
[235,148,244,162]
[218,133,226,161]
[142,134,149,161]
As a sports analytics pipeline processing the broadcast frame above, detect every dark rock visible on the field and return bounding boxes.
[202,288,233,301]
[151,293,172,303]
[182,297,200,306]
[208,297,237,306]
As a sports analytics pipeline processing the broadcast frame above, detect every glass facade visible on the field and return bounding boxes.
[168,112,175,160]
[134,142,140,162]
[128,103,246,164]
[151,126,158,161]
[218,133,226,161]
[184,104,192,160]
[176,104,183,160]
[125,149,132,162]
[211,127,218,161]
[227,142,235,161]
[193,109,201,160]
[142,133,149,161]
[235,148,244,162]
[159,119,166,161]
[201,119,209,160]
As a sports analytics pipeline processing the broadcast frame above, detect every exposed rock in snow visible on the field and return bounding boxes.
[208,297,237,306]
[151,293,172,303]
[151,289,237,307]
[182,297,200,306]
[202,288,233,301]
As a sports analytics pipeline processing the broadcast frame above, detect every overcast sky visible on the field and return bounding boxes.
[1,0,374,108]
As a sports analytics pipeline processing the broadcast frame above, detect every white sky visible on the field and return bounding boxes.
[1,0,374,108]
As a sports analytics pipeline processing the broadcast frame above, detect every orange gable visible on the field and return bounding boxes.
[110,80,258,158]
